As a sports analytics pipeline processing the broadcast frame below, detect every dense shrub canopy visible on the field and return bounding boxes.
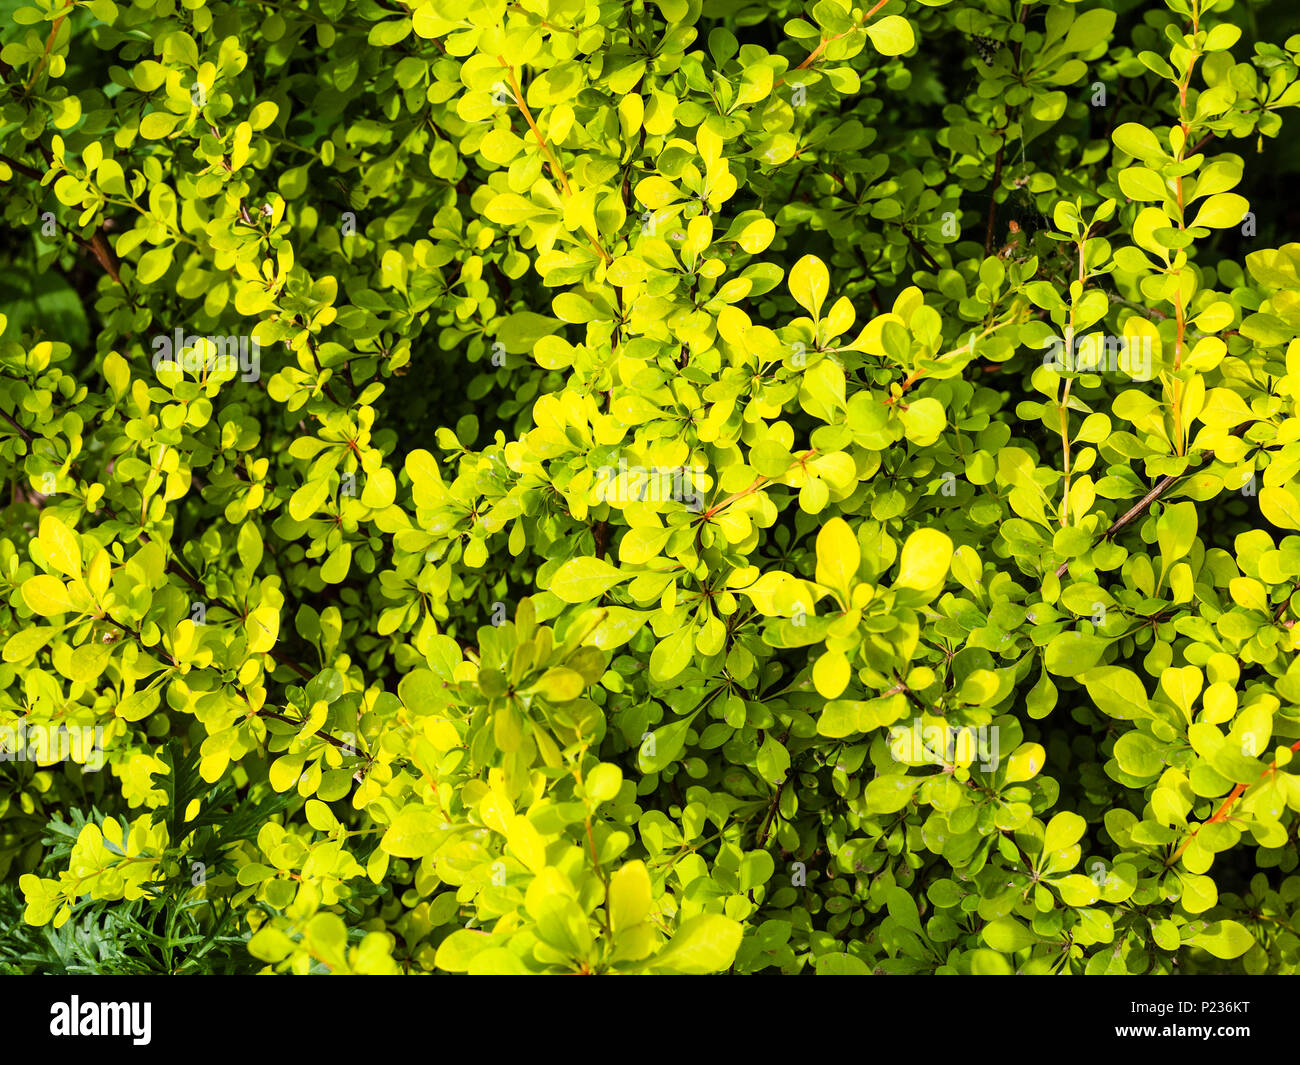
[2,0,1300,974]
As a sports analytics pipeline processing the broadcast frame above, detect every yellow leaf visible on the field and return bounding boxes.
[813,650,851,699]
[788,254,829,319]
[895,528,953,597]
[1260,485,1300,530]
[245,606,280,653]
[22,575,74,617]
[507,814,547,873]
[866,14,915,56]
[815,517,859,598]
[609,860,653,933]
[738,571,814,617]
[87,549,111,599]
[39,514,82,577]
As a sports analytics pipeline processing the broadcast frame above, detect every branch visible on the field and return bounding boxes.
[496,57,610,265]
[0,152,45,181]
[884,319,1012,406]
[1167,737,1300,866]
[984,129,1007,255]
[260,708,363,753]
[23,1,72,92]
[1,147,127,288]
[699,449,819,521]
[0,404,34,443]
[776,0,891,86]
[756,728,794,848]
[901,225,942,272]
[1054,471,1182,579]
[82,227,122,285]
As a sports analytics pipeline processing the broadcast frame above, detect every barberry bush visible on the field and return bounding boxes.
[2,0,1300,975]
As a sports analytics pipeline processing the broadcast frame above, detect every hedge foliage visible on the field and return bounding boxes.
[2,0,1300,974]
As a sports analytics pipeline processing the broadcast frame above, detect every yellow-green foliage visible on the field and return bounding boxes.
[2,0,1300,974]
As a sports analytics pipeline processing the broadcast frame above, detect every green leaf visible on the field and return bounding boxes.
[1118,166,1167,202]
[982,917,1037,953]
[649,624,695,683]
[899,397,946,445]
[1042,811,1086,853]
[1156,501,1198,568]
[1190,193,1249,230]
[136,245,173,285]
[496,311,562,355]
[756,734,790,784]
[1260,485,1300,530]
[1112,122,1165,163]
[643,914,742,974]
[812,649,851,698]
[1045,632,1107,677]
[434,929,495,972]
[1187,920,1255,959]
[3,626,55,662]
[39,514,81,577]
[815,953,872,974]
[885,886,923,935]
[1179,873,1218,914]
[585,763,623,803]
[289,477,331,522]
[380,806,444,859]
[22,575,74,617]
[1083,666,1150,720]
[1112,730,1164,778]
[550,557,628,603]
[865,15,915,56]
[139,111,180,140]
[1063,8,1115,53]
[638,709,702,774]
[817,699,863,738]
[533,666,586,702]
[1054,874,1100,907]
[635,176,680,208]
[864,774,921,814]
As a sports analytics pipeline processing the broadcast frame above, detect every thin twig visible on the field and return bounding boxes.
[902,225,942,272]
[1054,472,1182,578]
[1168,737,1300,866]
[984,131,1007,255]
